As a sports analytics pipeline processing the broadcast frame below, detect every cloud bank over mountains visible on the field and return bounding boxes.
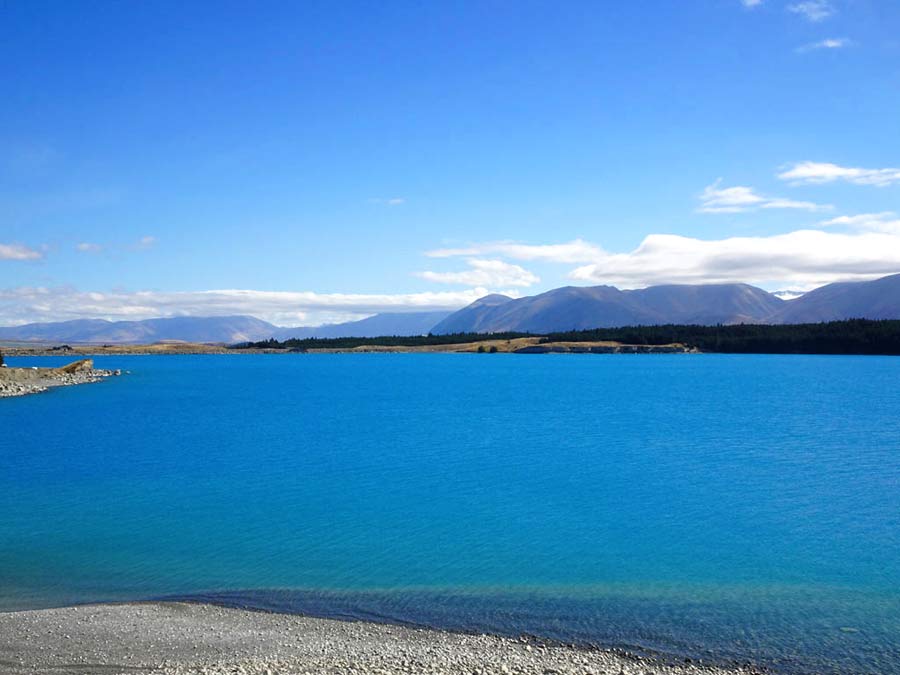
[0,287,503,327]
[567,230,900,289]
[416,258,539,288]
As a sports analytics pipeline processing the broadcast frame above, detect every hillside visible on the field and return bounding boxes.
[0,311,453,345]
[433,275,900,334]
[768,273,900,324]
[273,311,451,340]
[0,316,278,345]
[433,283,785,334]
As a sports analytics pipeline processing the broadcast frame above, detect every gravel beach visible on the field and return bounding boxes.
[0,359,119,398]
[0,602,767,675]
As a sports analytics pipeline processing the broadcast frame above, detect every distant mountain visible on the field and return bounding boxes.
[768,273,900,324]
[634,284,785,325]
[0,311,453,345]
[428,294,514,334]
[433,283,785,334]
[4,274,900,344]
[0,316,280,345]
[273,311,451,340]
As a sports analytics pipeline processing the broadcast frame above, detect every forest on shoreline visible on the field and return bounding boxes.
[233,319,900,355]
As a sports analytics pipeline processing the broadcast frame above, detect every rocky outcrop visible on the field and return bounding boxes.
[0,360,121,398]
[56,358,95,373]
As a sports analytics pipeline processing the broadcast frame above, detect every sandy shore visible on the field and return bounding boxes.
[0,602,766,675]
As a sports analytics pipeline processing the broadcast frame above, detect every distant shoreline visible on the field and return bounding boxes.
[2,338,694,356]
[0,601,765,675]
[5,317,900,356]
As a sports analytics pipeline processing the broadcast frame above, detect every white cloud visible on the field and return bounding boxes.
[426,238,605,264]
[796,37,851,52]
[0,243,43,261]
[569,230,900,290]
[698,179,830,213]
[773,290,806,301]
[820,212,900,233]
[778,161,900,187]
[428,225,900,291]
[787,0,835,22]
[76,242,103,253]
[416,258,539,287]
[0,286,509,327]
[741,0,762,7]
[370,197,405,206]
[136,236,157,249]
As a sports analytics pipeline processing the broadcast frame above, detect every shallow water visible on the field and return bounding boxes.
[2,354,898,673]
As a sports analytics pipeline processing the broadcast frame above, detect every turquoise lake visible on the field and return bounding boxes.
[1,353,898,674]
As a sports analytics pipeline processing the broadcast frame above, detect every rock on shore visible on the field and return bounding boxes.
[0,602,766,675]
[0,359,120,398]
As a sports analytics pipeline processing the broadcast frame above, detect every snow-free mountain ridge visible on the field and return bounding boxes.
[2,274,899,344]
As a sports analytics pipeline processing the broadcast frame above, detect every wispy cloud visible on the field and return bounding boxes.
[787,0,835,22]
[0,243,43,261]
[698,179,830,213]
[417,258,539,287]
[741,0,763,7]
[370,197,406,206]
[820,212,900,233]
[77,238,159,254]
[796,37,851,53]
[778,161,900,187]
[0,287,506,327]
[426,239,605,264]
[569,230,900,290]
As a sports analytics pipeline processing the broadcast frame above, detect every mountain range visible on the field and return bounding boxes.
[0,312,452,345]
[433,273,900,334]
[1,274,898,344]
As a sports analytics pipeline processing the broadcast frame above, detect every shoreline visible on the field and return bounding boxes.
[0,359,120,398]
[2,338,694,357]
[0,601,766,675]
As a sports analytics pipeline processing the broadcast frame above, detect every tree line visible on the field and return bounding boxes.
[541,319,900,355]
[233,332,532,351]
[232,319,900,355]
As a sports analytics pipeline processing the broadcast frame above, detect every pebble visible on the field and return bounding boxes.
[0,602,769,675]
[0,365,119,398]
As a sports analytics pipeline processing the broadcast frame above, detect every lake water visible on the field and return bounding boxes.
[1,354,898,674]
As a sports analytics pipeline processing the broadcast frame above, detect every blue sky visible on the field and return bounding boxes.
[1,0,899,325]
